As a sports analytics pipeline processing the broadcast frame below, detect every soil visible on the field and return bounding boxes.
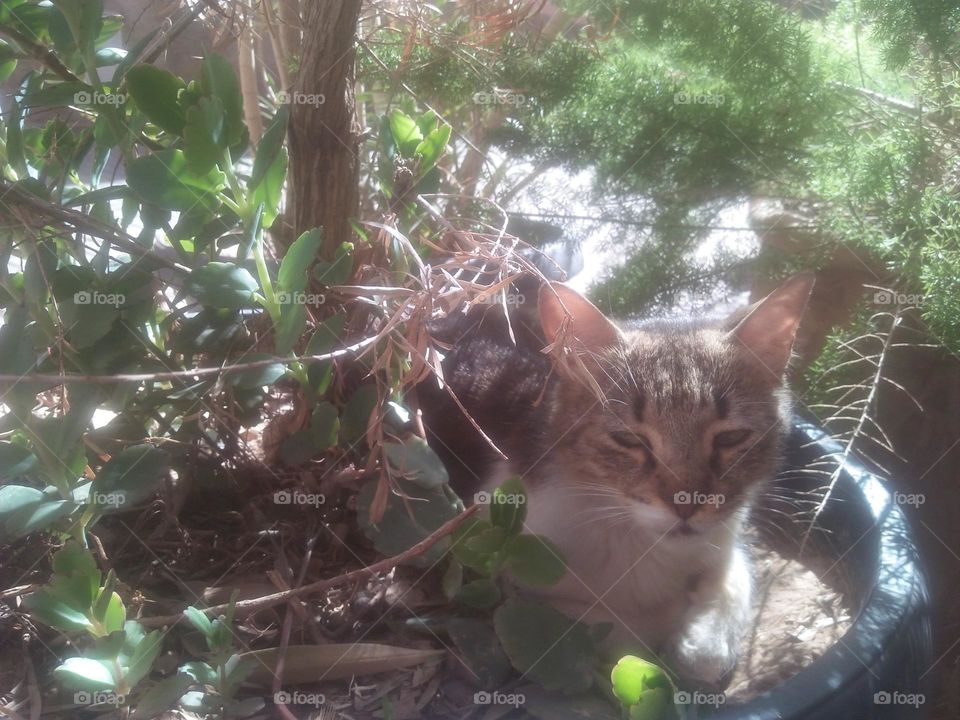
[726,527,853,703]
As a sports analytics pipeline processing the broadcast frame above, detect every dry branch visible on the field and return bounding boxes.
[138,504,480,628]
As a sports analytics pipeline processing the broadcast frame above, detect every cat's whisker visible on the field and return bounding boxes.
[572,506,629,519]
[572,511,637,530]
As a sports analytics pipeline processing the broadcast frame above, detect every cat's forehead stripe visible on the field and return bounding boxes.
[714,390,730,419]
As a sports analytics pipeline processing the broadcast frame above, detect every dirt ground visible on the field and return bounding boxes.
[727,533,852,701]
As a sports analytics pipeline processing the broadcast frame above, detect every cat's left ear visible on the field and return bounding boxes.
[539,282,623,350]
[726,273,815,376]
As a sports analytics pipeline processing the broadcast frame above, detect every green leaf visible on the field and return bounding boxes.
[126,64,187,134]
[464,526,508,555]
[340,384,379,445]
[24,240,57,304]
[278,429,319,466]
[200,53,244,145]
[3,2,54,42]
[113,27,160,82]
[457,578,501,609]
[21,80,89,108]
[0,487,75,542]
[249,147,286,229]
[52,540,99,580]
[278,228,322,293]
[451,518,496,570]
[47,384,100,458]
[493,599,597,693]
[130,674,194,719]
[0,444,39,480]
[250,105,288,190]
[628,688,672,720]
[610,655,671,706]
[502,535,567,587]
[388,109,423,158]
[64,185,131,207]
[415,109,438,136]
[23,590,94,633]
[305,312,344,392]
[274,228,324,355]
[384,436,449,488]
[310,401,339,450]
[60,293,119,350]
[441,559,463,599]
[127,149,224,212]
[182,96,224,174]
[357,478,460,565]
[275,299,313,355]
[91,570,116,618]
[54,657,116,691]
[187,262,259,309]
[125,628,163,688]
[447,617,512,689]
[180,660,217,685]
[489,476,527,535]
[76,0,104,55]
[91,445,169,512]
[97,591,126,634]
[414,124,451,170]
[313,242,354,286]
[183,606,214,638]
[0,40,17,82]
[87,630,126,661]
[6,99,26,177]
[227,353,286,389]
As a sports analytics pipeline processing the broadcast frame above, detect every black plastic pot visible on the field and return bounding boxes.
[713,416,933,720]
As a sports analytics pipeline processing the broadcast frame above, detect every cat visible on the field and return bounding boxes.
[419,273,814,687]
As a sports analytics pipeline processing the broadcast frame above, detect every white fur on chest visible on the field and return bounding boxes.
[486,465,751,665]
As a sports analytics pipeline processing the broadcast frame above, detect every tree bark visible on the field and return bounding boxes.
[287,0,362,258]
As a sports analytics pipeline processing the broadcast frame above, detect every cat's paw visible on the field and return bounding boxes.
[663,627,739,687]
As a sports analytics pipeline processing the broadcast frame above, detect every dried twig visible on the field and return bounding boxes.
[0,335,379,384]
[0,181,189,274]
[0,26,82,83]
[138,505,479,628]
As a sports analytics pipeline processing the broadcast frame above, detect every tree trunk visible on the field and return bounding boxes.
[287,0,361,258]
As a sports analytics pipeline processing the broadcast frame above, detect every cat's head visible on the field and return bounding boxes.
[535,275,814,535]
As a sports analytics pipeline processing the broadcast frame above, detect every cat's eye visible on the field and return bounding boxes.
[713,429,752,449]
[610,431,650,451]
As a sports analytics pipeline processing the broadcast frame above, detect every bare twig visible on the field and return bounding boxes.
[0,26,82,83]
[0,334,379,385]
[0,181,189,274]
[138,505,479,628]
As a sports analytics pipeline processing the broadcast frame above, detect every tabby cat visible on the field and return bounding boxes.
[421,274,814,685]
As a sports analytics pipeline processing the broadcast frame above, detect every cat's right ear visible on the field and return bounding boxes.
[539,282,622,350]
[726,272,815,376]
